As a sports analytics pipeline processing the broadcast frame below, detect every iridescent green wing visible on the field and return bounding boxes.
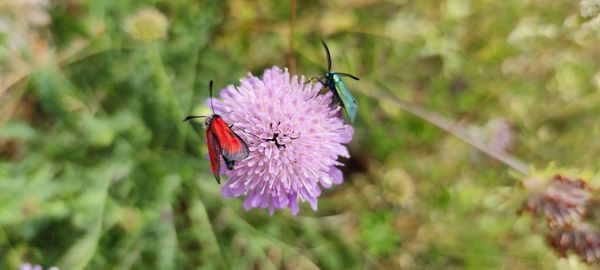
[332,74,358,123]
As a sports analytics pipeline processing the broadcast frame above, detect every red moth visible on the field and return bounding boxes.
[183,80,250,184]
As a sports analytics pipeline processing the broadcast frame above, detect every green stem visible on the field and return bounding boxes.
[57,168,112,270]
[147,44,185,147]
[190,199,227,268]
[288,0,297,74]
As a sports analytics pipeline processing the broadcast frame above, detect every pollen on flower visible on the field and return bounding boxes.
[209,66,354,215]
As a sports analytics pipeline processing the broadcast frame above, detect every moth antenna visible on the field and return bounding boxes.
[209,80,216,113]
[183,115,207,122]
[334,72,360,80]
[321,40,332,72]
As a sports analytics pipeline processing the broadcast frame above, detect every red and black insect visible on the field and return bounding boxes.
[183,80,249,184]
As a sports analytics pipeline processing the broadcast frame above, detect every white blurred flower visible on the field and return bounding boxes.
[580,0,600,30]
[580,0,600,18]
[20,263,59,270]
[0,0,52,74]
[470,118,515,155]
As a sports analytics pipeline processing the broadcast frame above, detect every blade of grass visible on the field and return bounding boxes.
[225,209,319,269]
[189,199,227,268]
[147,44,185,148]
[56,168,112,270]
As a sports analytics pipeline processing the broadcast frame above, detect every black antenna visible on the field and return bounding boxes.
[321,40,332,72]
[182,115,207,122]
[209,80,215,113]
[334,72,360,80]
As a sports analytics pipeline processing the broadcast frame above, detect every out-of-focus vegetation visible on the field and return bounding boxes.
[1,0,600,269]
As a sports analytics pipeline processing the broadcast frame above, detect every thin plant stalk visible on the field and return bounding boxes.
[288,0,297,74]
[147,44,185,147]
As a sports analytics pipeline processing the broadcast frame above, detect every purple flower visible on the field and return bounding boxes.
[209,66,353,215]
[20,263,59,270]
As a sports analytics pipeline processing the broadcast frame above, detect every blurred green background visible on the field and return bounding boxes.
[1,0,600,269]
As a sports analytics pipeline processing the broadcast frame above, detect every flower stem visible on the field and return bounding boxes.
[288,0,297,74]
[147,44,185,147]
[360,86,529,175]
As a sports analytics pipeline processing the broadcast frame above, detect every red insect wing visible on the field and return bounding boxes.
[210,116,249,161]
[206,128,222,184]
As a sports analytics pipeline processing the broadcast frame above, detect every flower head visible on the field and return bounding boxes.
[124,8,168,42]
[519,172,600,265]
[209,66,353,215]
[382,168,415,208]
[581,0,600,18]
[547,226,600,264]
[581,0,600,29]
[520,174,593,229]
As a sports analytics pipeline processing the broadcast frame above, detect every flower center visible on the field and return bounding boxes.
[265,133,286,149]
[264,121,298,149]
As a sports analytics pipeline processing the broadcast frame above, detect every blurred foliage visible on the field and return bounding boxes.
[1,0,600,269]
